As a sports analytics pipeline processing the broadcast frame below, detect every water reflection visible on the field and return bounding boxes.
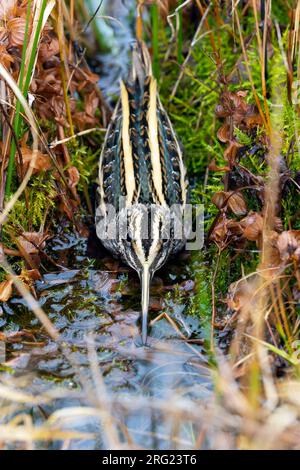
[2,230,211,449]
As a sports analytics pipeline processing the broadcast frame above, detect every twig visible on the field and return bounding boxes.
[211,248,221,352]
[49,127,106,148]
[82,0,104,34]
[170,3,211,99]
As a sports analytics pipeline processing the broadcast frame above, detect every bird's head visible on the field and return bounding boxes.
[117,204,184,343]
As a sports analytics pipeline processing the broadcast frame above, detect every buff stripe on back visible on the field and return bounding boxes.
[147,77,167,207]
[120,80,136,206]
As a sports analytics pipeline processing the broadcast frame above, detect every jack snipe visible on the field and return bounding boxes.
[96,41,188,344]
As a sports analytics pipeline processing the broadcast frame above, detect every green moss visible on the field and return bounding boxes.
[6,173,56,232]
[67,135,103,192]
[234,127,253,146]
[156,7,275,322]
[188,253,211,317]
[0,269,6,283]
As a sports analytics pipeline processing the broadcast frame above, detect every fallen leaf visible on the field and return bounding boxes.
[224,140,242,164]
[0,278,13,302]
[85,89,99,117]
[210,214,243,248]
[228,192,247,216]
[67,166,80,188]
[215,91,248,120]
[7,17,27,47]
[241,212,263,241]
[208,159,230,172]
[217,124,231,143]
[3,330,35,343]
[0,44,13,68]
[277,230,300,263]
[21,268,42,282]
[212,191,247,216]
[226,278,254,312]
[17,232,47,255]
[21,146,52,174]
[0,0,15,20]
[212,191,227,209]
[58,198,79,220]
[39,36,59,62]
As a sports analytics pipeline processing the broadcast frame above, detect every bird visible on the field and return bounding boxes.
[95,40,188,344]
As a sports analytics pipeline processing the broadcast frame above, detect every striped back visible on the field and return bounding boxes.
[96,41,188,343]
[98,41,187,220]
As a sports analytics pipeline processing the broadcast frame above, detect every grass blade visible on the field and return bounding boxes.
[5,0,48,197]
[151,2,159,80]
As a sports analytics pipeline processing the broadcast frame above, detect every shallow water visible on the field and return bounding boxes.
[2,229,212,449]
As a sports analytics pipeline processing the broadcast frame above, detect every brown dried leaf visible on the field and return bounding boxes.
[0,0,15,20]
[21,268,42,281]
[259,231,282,278]
[85,89,99,117]
[210,214,243,248]
[17,232,47,255]
[226,278,253,312]
[241,212,263,241]
[21,146,52,174]
[208,159,230,172]
[228,192,247,216]
[217,124,231,143]
[236,90,248,98]
[226,219,244,235]
[212,191,227,209]
[67,166,80,188]
[37,95,67,122]
[224,141,242,164]
[212,191,247,215]
[210,222,228,248]
[274,216,283,233]
[58,198,79,220]
[7,17,26,47]
[215,91,249,120]
[76,70,99,91]
[0,278,13,302]
[2,330,36,344]
[0,27,8,44]
[39,37,60,62]
[0,44,13,68]
[73,111,98,131]
[277,230,300,262]
[244,112,263,128]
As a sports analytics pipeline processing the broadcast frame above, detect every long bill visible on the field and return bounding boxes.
[141,264,151,345]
